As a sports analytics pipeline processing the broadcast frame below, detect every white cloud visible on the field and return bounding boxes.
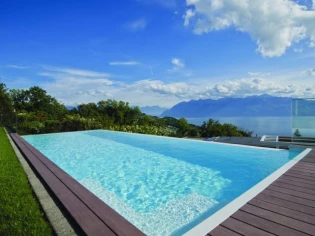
[293,47,304,52]
[109,61,140,66]
[41,65,110,78]
[6,65,314,107]
[37,66,115,106]
[168,58,191,75]
[171,58,185,68]
[127,76,315,102]
[131,79,198,98]
[184,9,195,26]
[302,68,315,76]
[125,19,147,32]
[5,64,29,69]
[168,58,186,73]
[184,0,315,57]
[248,72,270,77]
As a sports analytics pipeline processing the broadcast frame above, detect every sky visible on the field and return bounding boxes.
[0,0,315,108]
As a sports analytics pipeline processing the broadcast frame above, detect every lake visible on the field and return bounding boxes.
[187,117,300,137]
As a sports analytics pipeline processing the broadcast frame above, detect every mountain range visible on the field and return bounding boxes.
[161,95,293,118]
[139,106,168,116]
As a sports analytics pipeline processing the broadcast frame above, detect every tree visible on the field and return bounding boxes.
[294,128,302,137]
[177,118,190,137]
[0,82,14,126]
[10,86,67,119]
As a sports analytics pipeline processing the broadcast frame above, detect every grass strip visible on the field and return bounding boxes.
[0,127,53,235]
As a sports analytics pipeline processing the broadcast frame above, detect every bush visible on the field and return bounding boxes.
[19,121,45,134]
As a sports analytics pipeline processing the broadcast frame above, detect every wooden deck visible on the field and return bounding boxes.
[10,133,144,236]
[208,149,315,236]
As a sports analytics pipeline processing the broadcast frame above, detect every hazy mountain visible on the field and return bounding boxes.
[140,106,168,116]
[161,95,293,117]
[66,106,76,110]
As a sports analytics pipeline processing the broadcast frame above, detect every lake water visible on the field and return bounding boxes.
[187,117,293,136]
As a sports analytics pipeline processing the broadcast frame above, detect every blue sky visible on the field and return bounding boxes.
[1,0,315,107]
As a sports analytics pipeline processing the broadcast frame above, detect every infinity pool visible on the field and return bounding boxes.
[23,130,303,235]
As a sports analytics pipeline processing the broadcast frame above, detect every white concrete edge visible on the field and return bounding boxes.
[22,129,283,151]
[183,147,312,236]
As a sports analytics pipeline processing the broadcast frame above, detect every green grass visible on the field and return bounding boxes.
[0,127,53,236]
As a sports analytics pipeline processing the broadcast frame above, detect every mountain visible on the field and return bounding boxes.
[140,106,168,116]
[66,106,76,110]
[161,95,292,117]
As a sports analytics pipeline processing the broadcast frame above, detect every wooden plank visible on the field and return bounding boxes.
[283,172,315,182]
[271,181,315,195]
[232,210,307,236]
[277,176,315,190]
[292,167,315,174]
[289,169,315,177]
[295,161,315,167]
[248,198,315,225]
[15,135,144,236]
[301,159,315,163]
[241,203,315,235]
[294,164,315,171]
[221,217,273,236]
[267,185,315,202]
[255,193,315,216]
[262,189,315,208]
[207,225,241,236]
[10,135,115,236]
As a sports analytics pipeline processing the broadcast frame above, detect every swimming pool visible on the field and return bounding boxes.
[23,130,304,235]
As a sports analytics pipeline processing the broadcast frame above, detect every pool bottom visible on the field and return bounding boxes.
[81,179,217,235]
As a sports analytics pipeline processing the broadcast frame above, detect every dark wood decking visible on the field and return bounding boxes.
[208,149,315,236]
[10,133,144,236]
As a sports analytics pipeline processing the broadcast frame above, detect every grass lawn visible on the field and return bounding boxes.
[0,127,53,235]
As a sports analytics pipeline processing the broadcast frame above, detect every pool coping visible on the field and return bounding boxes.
[184,147,312,236]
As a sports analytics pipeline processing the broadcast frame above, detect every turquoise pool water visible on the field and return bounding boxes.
[23,130,303,235]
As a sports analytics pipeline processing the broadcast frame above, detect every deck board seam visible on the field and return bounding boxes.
[207,224,245,236]
[258,191,315,210]
[219,224,246,236]
[246,201,315,226]
[292,166,315,172]
[229,212,279,236]
[253,196,315,217]
[265,186,315,202]
[262,190,315,208]
[235,208,312,236]
[283,173,315,182]
[276,179,315,190]
[270,183,315,195]
[279,176,315,185]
